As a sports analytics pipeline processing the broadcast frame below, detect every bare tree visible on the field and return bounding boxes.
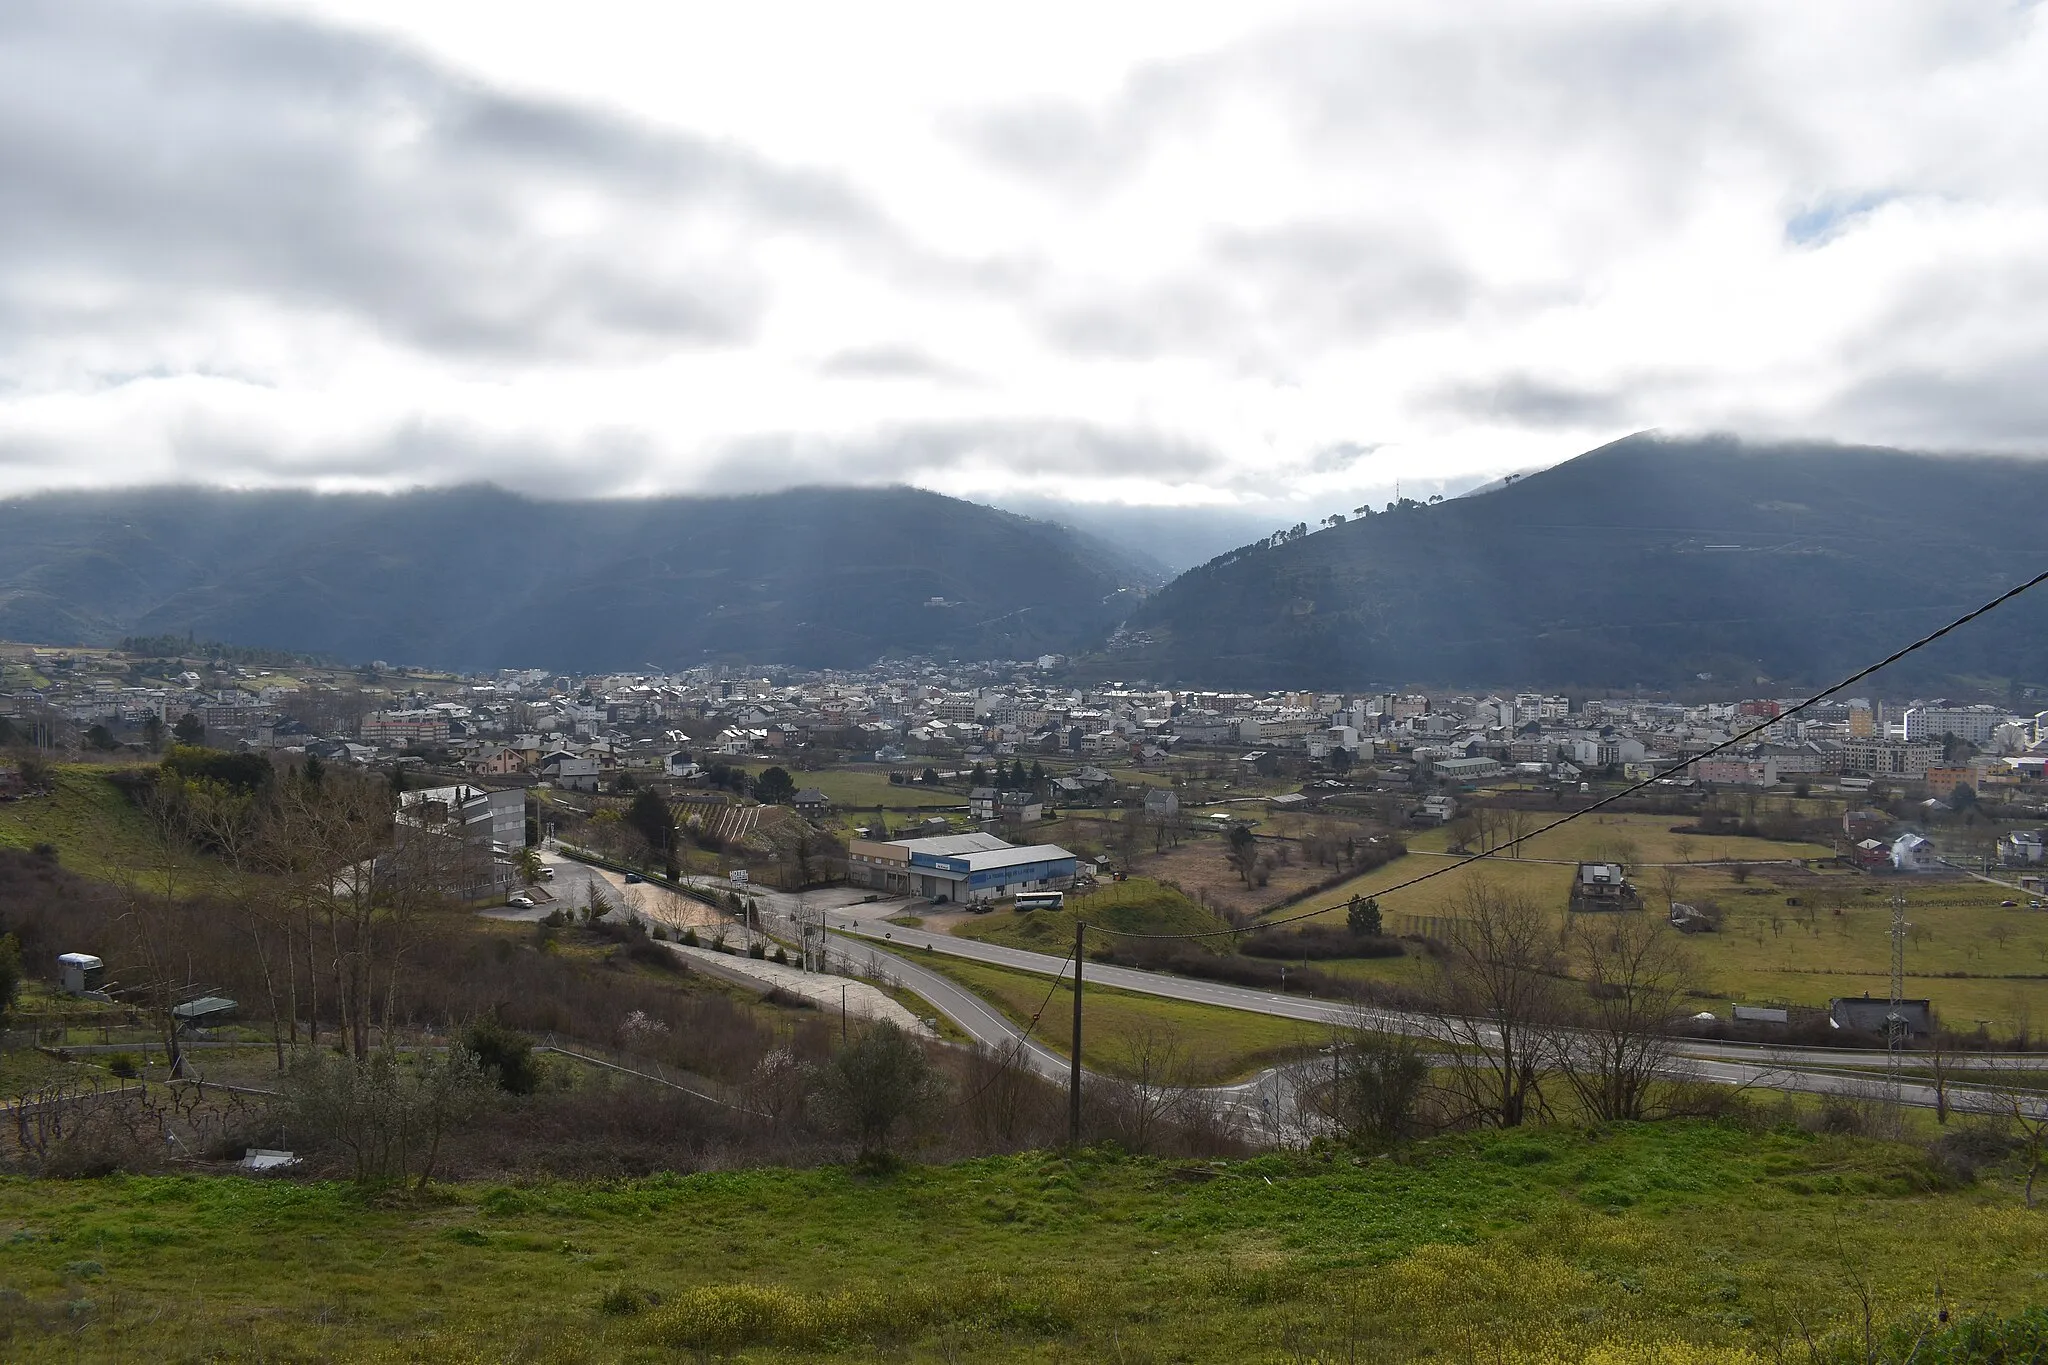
[1428,881,1560,1128]
[1470,806,1496,854]
[1224,825,1259,887]
[1098,1023,1193,1154]
[958,1039,1048,1149]
[267,768,462,1060]
[1446,814,1478,854]
[1959,1059,2048,1206]
[1923,1029,1962,1125]
[1556,914,1697,1121]
[1655,864,1684,916]
[1117,809,1153,866]
[180,776,291,1069]
[1501,807,1533,859]
[117,784,202,1078]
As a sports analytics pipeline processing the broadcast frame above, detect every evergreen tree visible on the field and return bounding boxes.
[626,788,676,860]
[754,766,798,805]
[1347,895,1383,937]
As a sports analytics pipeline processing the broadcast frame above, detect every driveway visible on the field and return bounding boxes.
[477,850,727,930]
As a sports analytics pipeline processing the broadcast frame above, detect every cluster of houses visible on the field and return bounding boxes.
[14,642,2048,816]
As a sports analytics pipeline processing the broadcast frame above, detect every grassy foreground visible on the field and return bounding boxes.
[2,1123,2044,1361]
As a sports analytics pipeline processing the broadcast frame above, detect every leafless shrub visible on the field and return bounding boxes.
[1428,881,1560,1129]
[281,1048,489,1189]
[956,1040,1056,1150]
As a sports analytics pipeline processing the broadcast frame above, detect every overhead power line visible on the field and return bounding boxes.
[1089,563,2048,943]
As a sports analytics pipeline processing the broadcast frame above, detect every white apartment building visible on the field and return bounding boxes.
[1901,704,2010,745]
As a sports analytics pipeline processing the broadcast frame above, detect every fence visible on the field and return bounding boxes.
[1392,914,1461,942]
[534,1034,763,1116]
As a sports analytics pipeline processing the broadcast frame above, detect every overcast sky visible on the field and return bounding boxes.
[3,0,2046,514]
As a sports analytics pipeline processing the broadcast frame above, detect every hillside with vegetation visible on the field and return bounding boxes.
[0,484,1158,671]
[3,1123,2046,1361]
[1121,434,2048,690]
[4,755,2048,1362]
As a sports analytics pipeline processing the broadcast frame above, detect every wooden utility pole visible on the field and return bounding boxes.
[1068,920,1084,1148]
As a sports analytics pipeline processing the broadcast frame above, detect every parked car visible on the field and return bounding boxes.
[507,894,535,909]
[538,866,556,881]
[2001,899,2019,907]
[625,873,643,884]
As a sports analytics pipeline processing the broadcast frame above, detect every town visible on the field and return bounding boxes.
[9,636,2048,1040]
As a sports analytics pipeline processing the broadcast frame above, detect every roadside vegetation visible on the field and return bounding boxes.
[902,949,1330,1084]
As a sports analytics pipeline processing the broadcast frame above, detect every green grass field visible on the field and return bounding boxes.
[951,877,1230,956]
[1245,811,2048,1033]
[0,764,207,883]
[900,950,1326,1083]
[740,766,965,811]
[0,1123,2042,1361]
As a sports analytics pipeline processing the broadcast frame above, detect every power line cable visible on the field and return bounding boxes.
[1090,564,2048,942]
[951,944,1076,1108]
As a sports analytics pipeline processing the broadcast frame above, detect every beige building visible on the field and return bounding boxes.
[847,838,913,895]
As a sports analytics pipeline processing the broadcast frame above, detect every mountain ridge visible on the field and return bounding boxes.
[0,483,1158,671]
[1116,433,2048,692]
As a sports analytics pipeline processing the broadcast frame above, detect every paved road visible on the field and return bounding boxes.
[476,849,723,930]
[686,878,2047,1118]
[712,885,1292,1128]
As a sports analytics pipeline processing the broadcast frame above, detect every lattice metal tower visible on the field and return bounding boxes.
[1885,892,1909,1118]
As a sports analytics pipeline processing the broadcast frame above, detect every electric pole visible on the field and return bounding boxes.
[1886,891,1909,1127]
[1068,920,1084,1148]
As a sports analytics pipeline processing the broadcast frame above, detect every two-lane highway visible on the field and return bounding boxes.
[695,878,2047,1117]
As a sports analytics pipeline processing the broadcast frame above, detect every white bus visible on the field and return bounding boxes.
[1013,891,1064,911]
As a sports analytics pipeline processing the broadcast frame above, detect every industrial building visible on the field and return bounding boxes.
[845,831,1077,904]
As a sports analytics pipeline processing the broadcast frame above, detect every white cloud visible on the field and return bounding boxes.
[1,0,2045,506]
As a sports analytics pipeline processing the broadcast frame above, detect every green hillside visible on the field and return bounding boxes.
[0,484,1159,671]
[1123,434,2048,691]
[0,1123,2041,1361]
[953,876,1231,954]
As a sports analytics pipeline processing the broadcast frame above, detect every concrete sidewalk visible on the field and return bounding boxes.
[660,941,931,1036]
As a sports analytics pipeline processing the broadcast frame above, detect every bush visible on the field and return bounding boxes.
[805,1021,949,1155]
[598,1283,651,1316]
[105,1053,140,1080]
[463,1017,539,1095]
[1239,926,1404,960]
[1928,1119,2016,1184]
[643,1277,1075,1353]
[748,942,767,960]
[282,1049,491,1188]
[0,932,21,1027]
[1809,1092,1886,1137]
